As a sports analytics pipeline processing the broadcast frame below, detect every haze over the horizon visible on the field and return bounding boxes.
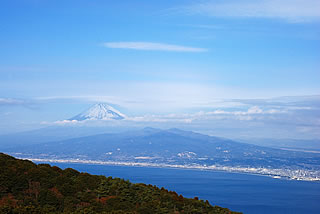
[0,0,319,139]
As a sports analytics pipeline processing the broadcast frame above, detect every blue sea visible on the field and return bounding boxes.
[42,163,320,214]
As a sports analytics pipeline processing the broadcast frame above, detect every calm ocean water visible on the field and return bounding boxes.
[42,163,320,214]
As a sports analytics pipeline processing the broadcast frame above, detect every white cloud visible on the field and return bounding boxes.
[41,120,83,126]
[54,120,80,125]
[103,42,207,52]
[247,106,263,114]
[205,106,284,116]
[125,106,285,123]
[36,95,124,104]
[0,98,25,105]
[183,0,320,22]
[0,98,35,108]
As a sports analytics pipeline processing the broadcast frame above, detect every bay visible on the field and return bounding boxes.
[42,162,320,214]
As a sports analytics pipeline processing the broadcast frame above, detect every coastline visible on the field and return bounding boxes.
[19,156,320,182]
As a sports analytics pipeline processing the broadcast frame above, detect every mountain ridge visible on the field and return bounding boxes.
[5,127,320,181]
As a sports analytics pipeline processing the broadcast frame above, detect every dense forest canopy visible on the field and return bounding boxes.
[0,153,240,213]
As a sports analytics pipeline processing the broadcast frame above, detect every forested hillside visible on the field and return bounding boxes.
[0,153,240,213]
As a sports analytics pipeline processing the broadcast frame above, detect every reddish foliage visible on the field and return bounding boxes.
[25,181,40,200]
[50,187,63,198]
[97,196,117,204]
[0,194,18,208]
[76,202,91,209]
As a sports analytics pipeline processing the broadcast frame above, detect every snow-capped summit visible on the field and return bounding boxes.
[70,103,126,121]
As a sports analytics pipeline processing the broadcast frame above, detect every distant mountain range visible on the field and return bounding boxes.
[0,102,319,181]
[4,127,320,181]
[70,103,126,121]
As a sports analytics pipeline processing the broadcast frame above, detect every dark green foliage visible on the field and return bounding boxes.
[0,153,241,213]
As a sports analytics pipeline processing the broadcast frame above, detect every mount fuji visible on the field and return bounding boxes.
[70,103,126,121]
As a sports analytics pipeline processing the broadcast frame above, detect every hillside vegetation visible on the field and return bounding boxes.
[0,153,240,214]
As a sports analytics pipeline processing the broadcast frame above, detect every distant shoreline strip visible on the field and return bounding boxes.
[19,157,320,182]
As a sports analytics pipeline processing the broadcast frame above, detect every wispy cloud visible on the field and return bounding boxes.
[181,0,320,23]
[103,42,207,52]
[231,95,320,110]
[0,98,29,106]
[0,98,39,111]
[126,106,285,123]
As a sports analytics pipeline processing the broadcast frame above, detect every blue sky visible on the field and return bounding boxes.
[0,0,319,138]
